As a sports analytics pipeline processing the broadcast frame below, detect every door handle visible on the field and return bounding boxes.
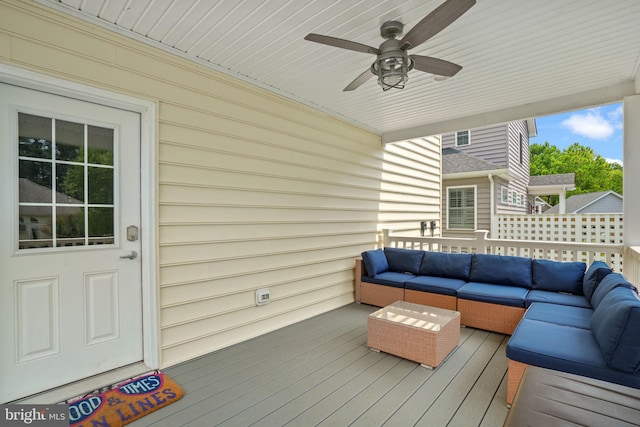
[120,250,138,260]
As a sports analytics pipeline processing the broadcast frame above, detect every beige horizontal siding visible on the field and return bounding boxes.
[378,137,442,236]
[1,0,442,367]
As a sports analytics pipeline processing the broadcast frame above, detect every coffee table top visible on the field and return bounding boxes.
[369,300,460,332]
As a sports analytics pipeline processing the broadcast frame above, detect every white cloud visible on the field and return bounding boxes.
[561,110,614,139]
[606,158,623,167]
[607,105,624,129]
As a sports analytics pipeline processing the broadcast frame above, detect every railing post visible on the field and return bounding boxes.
[475,230,489,253]
[383,229,391,247]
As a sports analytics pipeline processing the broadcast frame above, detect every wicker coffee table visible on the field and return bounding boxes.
[367,300,460,368]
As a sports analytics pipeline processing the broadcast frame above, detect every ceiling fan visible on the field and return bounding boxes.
[304,0,475,91]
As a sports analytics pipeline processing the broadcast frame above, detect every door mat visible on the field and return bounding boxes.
[66,371,184,427]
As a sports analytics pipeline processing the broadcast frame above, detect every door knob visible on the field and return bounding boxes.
[120,250,138,260]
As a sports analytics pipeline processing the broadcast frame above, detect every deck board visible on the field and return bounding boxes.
[133,303,510,427]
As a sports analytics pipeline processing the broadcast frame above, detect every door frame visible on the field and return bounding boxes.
[0,64,159,371]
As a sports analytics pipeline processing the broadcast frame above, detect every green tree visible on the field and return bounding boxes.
[530,142,623,204]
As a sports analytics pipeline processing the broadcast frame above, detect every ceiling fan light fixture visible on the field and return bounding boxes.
[371,52,414,91]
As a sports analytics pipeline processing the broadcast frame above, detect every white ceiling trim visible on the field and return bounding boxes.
[382,81,636,143]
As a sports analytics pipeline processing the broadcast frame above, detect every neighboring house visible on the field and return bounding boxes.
[544,190,623,214]
[440,121,575,237]
[528,173,577,214]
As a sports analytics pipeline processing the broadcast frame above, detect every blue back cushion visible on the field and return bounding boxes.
[361,249,388,277]
[591,287,640,373]
[531,259,586,294]
[469,253,532,288]
[419,252,472,281]
[583,261,612,301]
[384,247,423,275]
[591,272,635,309]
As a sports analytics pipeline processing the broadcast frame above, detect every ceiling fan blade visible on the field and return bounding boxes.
[411,55,462,77]
[305,34,381,55]
[401,0,475,50]
[344,69,375,91]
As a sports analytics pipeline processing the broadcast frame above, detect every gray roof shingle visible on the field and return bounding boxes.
[528,173,575,186]
[442,148,502,175]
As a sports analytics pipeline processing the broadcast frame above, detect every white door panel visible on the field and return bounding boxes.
[0,84,143,402]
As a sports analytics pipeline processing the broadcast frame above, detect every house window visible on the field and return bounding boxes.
[512,191,517,205]
[447,186,476,230]
[17,112,115,249]
[501,186,509,204]
[519,132,524,164]
[455,130,470,147]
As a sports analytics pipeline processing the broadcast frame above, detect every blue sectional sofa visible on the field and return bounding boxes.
[354,248,640,405]
[505,266,640,404]
[357,247,589,334]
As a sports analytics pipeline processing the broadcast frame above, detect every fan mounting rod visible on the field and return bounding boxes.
[380,21,404,39]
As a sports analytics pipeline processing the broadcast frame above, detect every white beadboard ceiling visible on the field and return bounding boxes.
[39,0,640,142]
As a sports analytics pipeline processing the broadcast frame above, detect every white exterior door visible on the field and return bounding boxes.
[0,84,143,402]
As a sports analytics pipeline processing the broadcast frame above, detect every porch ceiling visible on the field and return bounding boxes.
[39,0,640,142]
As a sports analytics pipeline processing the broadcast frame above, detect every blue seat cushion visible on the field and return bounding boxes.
[531,259,586,294]
[591,273,636,309]
[525,290,591,309]
[506,319,640,390]
[404,276,467,296]
[591,287,640,373]
[524,302,593,329]
[457,282,528,307]
[469,253,532,288]
[361,249,388,277]
[419,251,472,281]
[361,271,415,288]
[383,247,423,274]
[583,261,612,300]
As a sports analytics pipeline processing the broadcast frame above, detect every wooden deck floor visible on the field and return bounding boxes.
[133,303,510,427]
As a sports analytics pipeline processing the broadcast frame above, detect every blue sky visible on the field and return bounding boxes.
[529,102,623,166]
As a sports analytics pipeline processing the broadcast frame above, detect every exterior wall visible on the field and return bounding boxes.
[502,120,530,214]
[378,137,442,237]
[0,0,441,367]
[441,123,508,166]
[442,177,491,238]
[577,194,623,213]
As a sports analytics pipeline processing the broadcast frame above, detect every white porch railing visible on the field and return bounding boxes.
[382,229,625,273]
[624,246,640,284]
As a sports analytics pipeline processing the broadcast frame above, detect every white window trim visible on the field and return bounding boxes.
[455,130,470,147]
[446,184,477,230]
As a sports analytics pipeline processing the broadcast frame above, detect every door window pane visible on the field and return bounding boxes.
[88,207,114,245]
[56,207,85,247]
[19,206,53,249]
[18,113,52,159]
[56,164,84,203]
[19,161,52,203]
[88,167,113,204]
[88,126,114,166]
[55,120,84,162]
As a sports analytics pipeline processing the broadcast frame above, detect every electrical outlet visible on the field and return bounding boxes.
[256,288,270,306]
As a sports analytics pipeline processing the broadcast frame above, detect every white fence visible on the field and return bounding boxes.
[382,229,624,272]
[496,214,623,244]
